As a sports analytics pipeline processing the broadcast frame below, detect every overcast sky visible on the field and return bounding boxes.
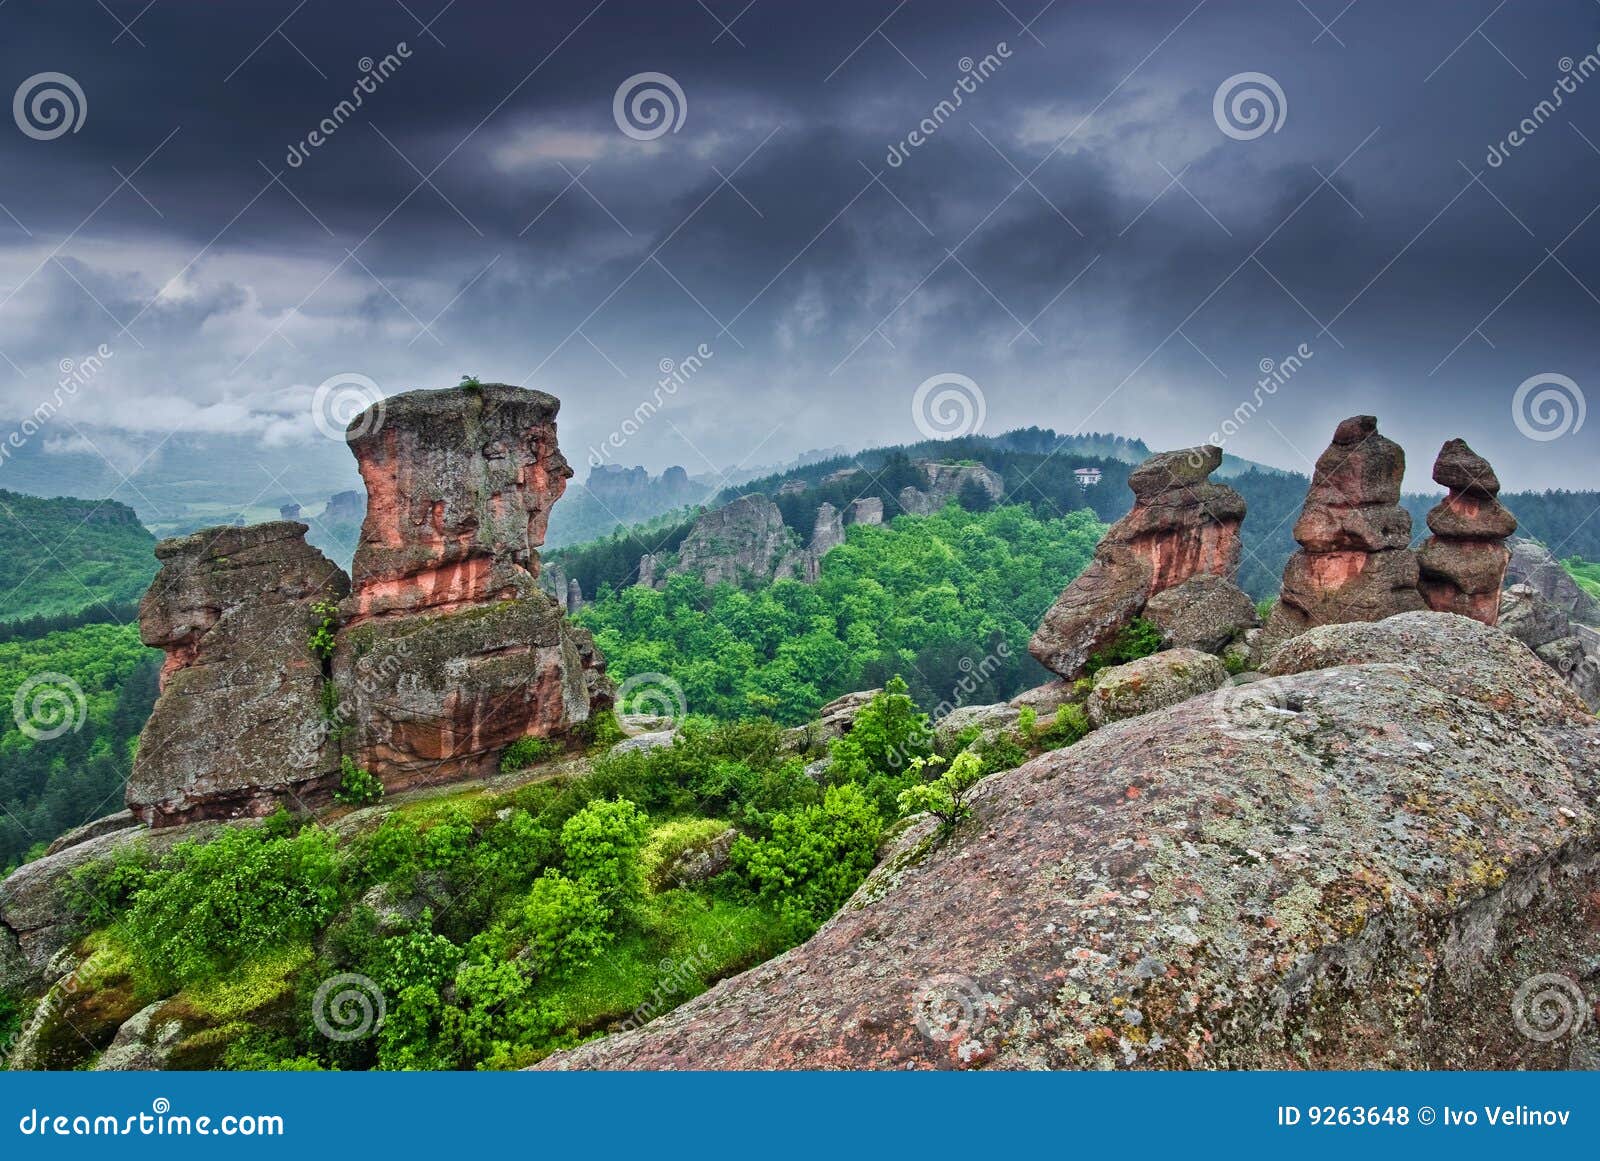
[2,0,1598,494]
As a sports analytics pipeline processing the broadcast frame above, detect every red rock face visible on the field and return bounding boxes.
[1416,438,1516,625]
[1262,416,1426,652]
[346,385,572,619]
[1030,446,1246,678]
[335,384,610,788]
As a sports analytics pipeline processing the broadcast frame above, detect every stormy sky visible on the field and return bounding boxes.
[2,0,1599,498]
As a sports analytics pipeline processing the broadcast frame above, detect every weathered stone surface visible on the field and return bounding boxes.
[43,810,138,857]
[847,497,884,526]
[1416,440,1516,625]
[1085,648,1228,728]
[934,703,1022,747]
[670,494,803,587]
[1008,680,1081,715]
[1142,574,1258,654]
[805,502,845,581]
[1498,584,1600,712]
[541,613,1600,1070]
[1030,446,1244,679]
[814,688,882,741]
[1262,417,1425,651]
[656,827,739,890]
[346,384,571,619]
[1507,537,1600,625]
[335,385,611,789]
[612,729,677,755]
[127,522,348,826]
[334,596,606,792]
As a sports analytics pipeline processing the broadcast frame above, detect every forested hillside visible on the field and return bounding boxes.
[0,622,160,870]
[577,505,1105,723]
[0,490,156,622]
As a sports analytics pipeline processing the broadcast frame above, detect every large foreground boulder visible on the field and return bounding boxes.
[1030,446,1245,679]
[542,612,1599,1069]
[1085,648,1228,728]
[126,522,349,826]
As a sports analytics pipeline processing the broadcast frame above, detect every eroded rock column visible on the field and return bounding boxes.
[1416,439,1516,625]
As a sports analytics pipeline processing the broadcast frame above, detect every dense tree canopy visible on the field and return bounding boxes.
[577,505,1105,723]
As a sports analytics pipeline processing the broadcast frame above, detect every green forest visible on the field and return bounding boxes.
[0,490,156,622]
[0,622,161,871]
[575,505,1106,723]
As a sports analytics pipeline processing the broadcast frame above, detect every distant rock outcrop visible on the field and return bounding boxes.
[1499,583,1600,710]
[1507,537,1599,625]
[1030,445,1247,679]
[1416,439,1516,625]
[333,385,609,791]
[1261,416,1425,652]
[669,494,803,587]
[847,497,884,527]
[125,522,347,826]
[898,462,1003,516]
[543,612,1600,1070]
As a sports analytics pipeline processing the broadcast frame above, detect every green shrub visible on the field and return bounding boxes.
[510,872,613,974]
[560,799,649,907]
[1083,617,1163,676]
[334,756,383,806]
[120,825,342,989]
[733,783,883,933]
[1032,702,1089,750]
[66,845,151,930]
[898,750,985,833]
[308,599,339,661]
[500,735,561,773]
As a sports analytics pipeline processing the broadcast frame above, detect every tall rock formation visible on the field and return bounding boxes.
[1261,416,1425,652]
[1030,446,1246,679]
[847,497,884,527]
[804,502,846,582]
[1416,439,1516,625]
[126,522,348,826]
[332,384,609,791]
[668,494,803,587]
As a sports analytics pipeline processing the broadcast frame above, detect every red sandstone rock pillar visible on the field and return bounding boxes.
[1416,438,1517,625]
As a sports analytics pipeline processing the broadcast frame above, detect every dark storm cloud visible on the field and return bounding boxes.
[0,0,1597,496]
